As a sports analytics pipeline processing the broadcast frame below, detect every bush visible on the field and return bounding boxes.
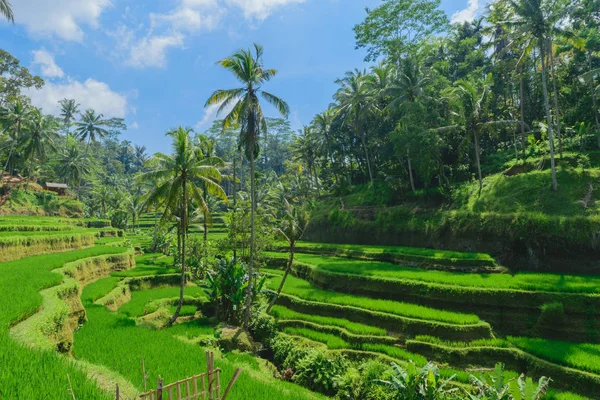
[335,360,390,400]
[292,350,348,395]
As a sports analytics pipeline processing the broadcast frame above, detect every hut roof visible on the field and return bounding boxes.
[45,183,69,189]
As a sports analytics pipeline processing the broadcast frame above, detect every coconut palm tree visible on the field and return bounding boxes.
[507,0,568,191]
[292,126,321,192]
[139,127,226,326]
[334,69,379,184]
[58,99,80,146]
[56,146,91,196]
[205,43,290,329]
[1,0,13,22]
[1,98,33,174]
[437,75,521,193]
[22,110,59,187]
[266,198,308,313]
[75,109,109,153]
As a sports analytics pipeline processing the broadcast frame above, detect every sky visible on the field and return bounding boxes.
[0,0,484,154]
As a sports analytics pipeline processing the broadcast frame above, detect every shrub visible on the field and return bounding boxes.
[292,350,348,395]
[376,361,459,400]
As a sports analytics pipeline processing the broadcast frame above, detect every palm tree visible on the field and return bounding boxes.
[292,126,321,192]
[75,109,109,153]
[507,0,567,191]
[1,99,33,174]
[58,99,80,147]
[56,146,92,196]
[205,43,290,329]
[23,110,58,188]
[266,198,308,313]
[334,69,379,184]
[386,58,431,109]
[312,108,336,169]
[195,134,226,248]
[438,76,521,192]
[1,0,13,22]
[139,127,226,326]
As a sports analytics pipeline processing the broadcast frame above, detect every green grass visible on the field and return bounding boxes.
[270,305,387,336]
[284,241,494,262]
[266,271,480,325]
[507,337,600,375]
[461,168,600,217]
[413,335,600,376]
[282,327,427,365]
[73,278,325,400]
[283,327,350,349]
[119,286,205,317]
[278,253,600,294]
[0,245,129,399]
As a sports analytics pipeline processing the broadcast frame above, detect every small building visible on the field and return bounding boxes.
[44,182,69,196]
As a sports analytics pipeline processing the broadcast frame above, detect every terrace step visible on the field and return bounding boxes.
[274,292,493,342]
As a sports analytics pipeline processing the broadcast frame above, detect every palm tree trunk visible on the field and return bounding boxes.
[266,238,295,314]
[540,41,559,191]
[588,53,600,148]
[361,132,374,184]
[549,40,563,157]
[520,66,527,157]
[243,140,256,329]
[169,178,188,326]
[3,140,15,173]
[407,149,416,194]
[474,130,483,193]
[232,157,237,262]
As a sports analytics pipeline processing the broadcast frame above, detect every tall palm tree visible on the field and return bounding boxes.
[334,69,379,184]
[1,99,33,174]
[139,127,226,326]
[312,107,336,170]
[58,99,80,149]
[75,109,109,153]
[195,134,226,248]
[23,110,59,187]
[438,76,521,192]
[205,43,290,329]
[56,146,92,196]
[507,0,568,191]
[1,0,13,22]
[292,126,321,191]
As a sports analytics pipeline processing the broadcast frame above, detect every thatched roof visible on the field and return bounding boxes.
[45,183,69,189]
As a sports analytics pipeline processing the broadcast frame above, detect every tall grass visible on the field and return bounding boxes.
[282,327,427,365]
[283,241,494,261]
[283,253,600,294]
[507,337,600,375]
[119,286,205,317]
[270,305,386,336]
[0,246,128,399]
[266,272,480,325]
[73,278,325,400]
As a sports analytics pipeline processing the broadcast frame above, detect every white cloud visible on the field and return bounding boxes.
[196,98,239,131]
[451,0,480,24]
[225,0,304,20]
[31,49,65,78]
[126,33,185,68]
[114,0,302,69]
[131,122,139,129]
[12,0,111,42]
[150,6,224,32]
[27,78,128,118]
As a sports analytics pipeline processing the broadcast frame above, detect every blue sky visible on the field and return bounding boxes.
[0,0,482,154]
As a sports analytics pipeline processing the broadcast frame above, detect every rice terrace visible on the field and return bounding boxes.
[1,0,600,399]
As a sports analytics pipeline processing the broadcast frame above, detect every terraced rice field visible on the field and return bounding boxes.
[0,215,597,399]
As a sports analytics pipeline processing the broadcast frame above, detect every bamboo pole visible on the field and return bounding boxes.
[221,369,242,400]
